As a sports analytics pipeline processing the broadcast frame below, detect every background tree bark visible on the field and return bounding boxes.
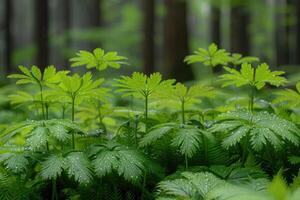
[34,0,49,70]
[230,1,250,55]
[163,0,194,82]
[4,0,12,74]
[142,0,155,75]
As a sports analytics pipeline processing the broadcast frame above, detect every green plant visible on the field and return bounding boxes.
[220,63,287,111]
[70,48,127,71]
[114,72,175,133]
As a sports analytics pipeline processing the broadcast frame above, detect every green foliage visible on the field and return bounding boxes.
[140,123,204,158]
[185,43,231,67]
[161,82,215,103]
[40,152,92,185]
[70,48,127,70]
[90,141,147,183]
[230,53,259,66]
[2,45,300,199]
[210,109,300,151]
[8,65,68,87]
[54,72,104,104]
[114,72,175,99]
[274,82,300,107]
[220,63,287,89]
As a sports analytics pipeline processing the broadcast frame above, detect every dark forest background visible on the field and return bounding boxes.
[1,0,300,82]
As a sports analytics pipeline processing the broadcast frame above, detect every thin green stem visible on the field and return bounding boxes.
[248,68,256,112]
[134,115,139,147]
[145,95,149,133]
[62,106,65,119]
[51,179,57,200]
[39,83,46,120]
[185,154,188,170]
[71,96,75,149]
[181,100,185,124]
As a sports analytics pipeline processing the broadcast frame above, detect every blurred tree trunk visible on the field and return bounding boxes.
[275,0,289,66]
[230,2,250,55]
[294,0,300,64]
[211,5,221,46]
[163,0,194,82]
[142,0,155,75]
[34,0,49,70]
[87,0,102,49]
[62,0,71,69]
[4,0,12,74]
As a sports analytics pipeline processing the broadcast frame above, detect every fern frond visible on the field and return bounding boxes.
[210,109,300,151]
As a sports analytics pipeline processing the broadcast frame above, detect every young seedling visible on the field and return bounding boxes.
[114,72,175,133]
[54,72,103,148]
[219,63,287,112]
[70,48,127,71]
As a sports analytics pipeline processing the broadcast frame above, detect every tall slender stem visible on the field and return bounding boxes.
[51,179,57,200]
[39,83,46,120]
[181,100,185,124]
[71,96,75,149]
[248,68,256,112]
[185,154,188,170]
[134,115,139,147]
[145,94,148,133]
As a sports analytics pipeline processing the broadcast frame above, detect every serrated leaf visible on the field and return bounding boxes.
[70,48,127,71]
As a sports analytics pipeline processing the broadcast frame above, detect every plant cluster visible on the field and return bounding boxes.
[0,45,300,199]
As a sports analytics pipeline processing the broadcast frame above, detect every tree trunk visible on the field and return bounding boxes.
[62,0,71,69]
[142,0,155,75]
[211,5,221,46]
[275,0,289,66]
[4,0,12,74]
[230,2,250,55]
[294,0,300,64]
[34,0,49,70]
[163,0,194,82]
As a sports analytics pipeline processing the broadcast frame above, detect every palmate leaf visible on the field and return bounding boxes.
[220,63,287,89]
[171,127,202,158]
[54,72,104,104]
[230,53,259,66]
[1,119,85,148]
[159,82,215,104]
[40,154,64,180]
[274,82,300,107]
[114,72,175,99]
[209,109,300,151]
[8,65,69,87]
[184,43,231,67]
[70,48,127,70]
[140,123,202,158]
[91,141,146,183]
[40,152,92,185]
[156,172,224,199]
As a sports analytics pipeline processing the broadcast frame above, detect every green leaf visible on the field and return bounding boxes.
[114,72,175,99]
[92,141,146,183]
[220,63,287,89]
[230,53,259,66]
[274,82,300,107]
[210,110,300,151]
[65,152,92,185]
[139,123,175,147]
[185,43,231,67]
[70,48,127,71]
[26,126,48,150]
[171,127,201,158]
[40,154,65,180]
[47,124,70,142]
[4,154,29,173]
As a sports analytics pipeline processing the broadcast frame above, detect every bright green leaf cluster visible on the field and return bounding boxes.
[219,63,287,89]
[70,48,127,71]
